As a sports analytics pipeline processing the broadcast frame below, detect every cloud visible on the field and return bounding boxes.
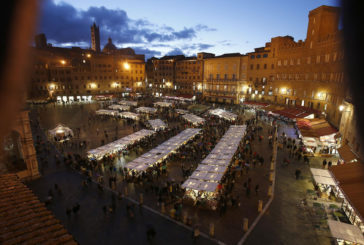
[38,0,215,47]
[132,47,162,59]
[181,43,214,51]
[165,48,185,56]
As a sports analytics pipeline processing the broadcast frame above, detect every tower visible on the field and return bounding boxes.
[306,5,340,48]
[91,22,100,52]
[34,33,47,48]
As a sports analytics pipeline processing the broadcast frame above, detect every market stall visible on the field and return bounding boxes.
[87,129,155,160]
[48,124,73,142]
[327,220,364,245]
[208,108,237,121]
[118,100,138,107]
[182,113,205,126]
[95,109,118,117]
[310,168,336,196]
[337,144,359,164]
[125,128,201,174]
[136,107,157,114]
[119,112,140,120]
[297,118,338,156]
[182,125,247,209]
[330,163,364,232]
[148,119,167,131]
[108,104,130,111]
[162,95,195,102]
[154,102,173,108]
[176,109,189,115]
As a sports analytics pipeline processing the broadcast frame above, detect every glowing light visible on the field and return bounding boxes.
[60,60,66,65]
[242,85,248,92]
[339,105,345,111]
[197,83,202,90]
[90,83,97,89]
[166,82,172,87]
[86,54,91,58]
[280,88,286,94]
[112,82,118,88]
[49,84,55,90]
[123,62,130,70]
[137,82,143,87]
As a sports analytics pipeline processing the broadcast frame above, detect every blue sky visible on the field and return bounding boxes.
[38,0,340,59]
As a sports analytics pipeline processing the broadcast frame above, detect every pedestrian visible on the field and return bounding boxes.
[328,161,332,168]
[295,169,301,180]
[322,159,327,169]
[146,224,156,242]
[255,184,259,196]
[193,224,200,242]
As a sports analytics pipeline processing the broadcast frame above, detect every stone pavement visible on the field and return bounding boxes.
[27,105,216,245]
[245,125,334,245]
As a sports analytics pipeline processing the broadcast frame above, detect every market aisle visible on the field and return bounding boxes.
[244,131,332,245]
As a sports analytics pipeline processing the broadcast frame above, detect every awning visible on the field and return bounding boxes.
[328,220,364,244]
[310,168,336,186]
[330,163,364,222]
[338,144,359,163]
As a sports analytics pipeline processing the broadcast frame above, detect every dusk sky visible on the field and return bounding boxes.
[38,0,340,59]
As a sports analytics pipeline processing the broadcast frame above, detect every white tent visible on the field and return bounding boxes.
[148,119,167,131]
[328,220,364,244]
[310,168,336,186]
[48,124,73,140]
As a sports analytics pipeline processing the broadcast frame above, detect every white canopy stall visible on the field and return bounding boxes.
[136,107,157,114]
[182,125,247,209]
[182,113,205,126]
[118,100,138,107]
[48,124,74,142]
[95,109,118,117]
[176,109,189,115]
[154,102,173,108]
[310,168,336,195]
[328,220,364,245]
[87,129,155,160]
[148,119,167,131]
[125,128,201,174]
[108,104,130,111]
[119,112,140,120]
[208,108,237,121]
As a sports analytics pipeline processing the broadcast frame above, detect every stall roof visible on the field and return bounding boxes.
[310,168,336,186]
[330,163,364,221]
[297,118,338,138]
[338,144,359,163]
[328,220,364,244]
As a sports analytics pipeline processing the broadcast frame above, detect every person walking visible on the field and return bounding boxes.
[322,159,327,169]
[295,169,301,180]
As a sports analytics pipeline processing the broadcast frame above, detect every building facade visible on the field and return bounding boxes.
[29,46,145,101]
[203,54,248,104]
[0,111,39,180]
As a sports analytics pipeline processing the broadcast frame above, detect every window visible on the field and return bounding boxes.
[257,54,261,58]
[263,54,268,58]
[284,60,288,66]
[323,54,329,63]
[271,64,275,69]
[277,60,282,66]
[250,64,254,70]
[297,59,301,65]
[256,64,260,69]
[216,74,220,80]
[232,74,236,80]
[250,55,255,59]
[264,64,267,69]
[224,85,227,90]
[307,57,311,64]
[224,74,228,80]
[316,55,320,63]
[333,52,337,62]
[290,59,294,65]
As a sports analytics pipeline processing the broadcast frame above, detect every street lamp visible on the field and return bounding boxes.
[339,105,345,112]
[60,60,66,65]
[123,62,130,70]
